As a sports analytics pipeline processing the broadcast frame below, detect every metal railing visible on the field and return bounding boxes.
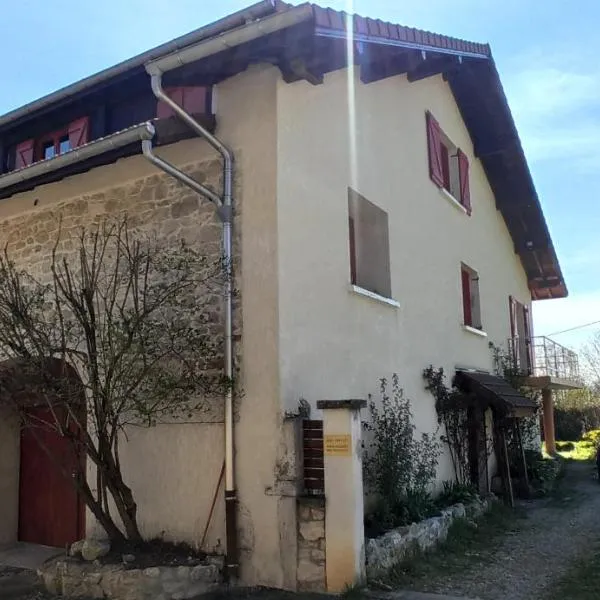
[508,335,581,382]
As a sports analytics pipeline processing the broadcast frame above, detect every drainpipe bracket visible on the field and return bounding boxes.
[217,204,234,223]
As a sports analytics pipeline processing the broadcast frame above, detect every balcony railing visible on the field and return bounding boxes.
[508,335,581,383]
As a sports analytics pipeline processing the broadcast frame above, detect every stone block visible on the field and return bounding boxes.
[190,564,218,582]
[297,557,325,584]
[162,580,186,595]
[82,538,110,561]
[310,506,325,521]
[299,519,325,542]
[69,540,85,557]
[298,504,312,521]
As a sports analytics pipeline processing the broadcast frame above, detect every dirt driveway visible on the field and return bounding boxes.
[398,460,600,600]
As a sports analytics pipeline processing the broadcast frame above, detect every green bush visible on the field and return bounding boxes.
[363,375,442,537]
[556,441,575,452]
[554,389,600,441]
[582,429,600,445]
[436,481,478,509]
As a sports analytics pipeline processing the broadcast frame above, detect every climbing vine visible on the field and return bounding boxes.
[423,366,472,484]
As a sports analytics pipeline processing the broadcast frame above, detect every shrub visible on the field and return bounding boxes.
[364,375,442,536]
[436,481,478,509]
[556,441,575,452]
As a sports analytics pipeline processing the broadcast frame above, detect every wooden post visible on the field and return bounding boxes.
[502,430,515,508]
[542,389,556,455]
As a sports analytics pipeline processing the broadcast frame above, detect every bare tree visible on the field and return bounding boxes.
[0,218,227,542]
[582,330,600,390]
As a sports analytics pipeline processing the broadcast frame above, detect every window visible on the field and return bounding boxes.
[42,141,56,161]
[509,296,533,373]
[348,188,391,298]
[426,111,471,214]
[13,116,89,170]
[157,86,210,119]
[461,264,481,329]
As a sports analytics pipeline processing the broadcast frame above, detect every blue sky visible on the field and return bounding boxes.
[1,0,597,350]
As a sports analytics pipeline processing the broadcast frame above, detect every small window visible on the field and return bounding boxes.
[42,141,56,160]
[461,264,481,329]
[348,188,391,298]
[426,112,471,214]
[59,136,71,154]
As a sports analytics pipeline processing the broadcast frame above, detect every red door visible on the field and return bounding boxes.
[19,407,83,547]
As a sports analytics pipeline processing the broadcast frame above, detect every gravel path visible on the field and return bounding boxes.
[416,461,600,600]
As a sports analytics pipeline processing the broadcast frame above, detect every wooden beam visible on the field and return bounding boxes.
[407,55,460,83]
[359,50,419,84]
[278,57,324,85]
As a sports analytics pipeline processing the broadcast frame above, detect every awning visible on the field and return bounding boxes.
[454,370,538,417]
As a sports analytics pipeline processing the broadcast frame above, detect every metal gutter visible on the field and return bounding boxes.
[140,4,315,580]
[145,4,314,75]
[315,26,490,59]
[0,122,155,191]
[0,1,278,129]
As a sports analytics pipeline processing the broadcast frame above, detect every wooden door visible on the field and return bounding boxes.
[19,407,83,547]
[467,406,488,495]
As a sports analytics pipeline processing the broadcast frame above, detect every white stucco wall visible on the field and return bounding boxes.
[275,68,532,483]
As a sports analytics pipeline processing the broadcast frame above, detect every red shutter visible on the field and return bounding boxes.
[508,295,517,365]
[462,268,472,326]
[15,139,35,169]
[508,295,516,338]
[157,87,207,119]
[523,305,534,374]
[457,148,471,215]
[68,117,90,149]
[426,112,444,187]
[182,87,207,114]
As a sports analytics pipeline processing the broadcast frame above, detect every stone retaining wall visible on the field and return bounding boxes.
[39,558,222,600]
[365,497,493,579]
[296,496,326,591]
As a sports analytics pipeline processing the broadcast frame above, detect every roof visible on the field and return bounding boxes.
[454,370,538,415]
[0,2,566,300]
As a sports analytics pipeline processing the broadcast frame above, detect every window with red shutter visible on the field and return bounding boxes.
[157,86,209,119]
[426,111,444,187]
[462,268,473,327]
[427,113,472,215]
[457,148,471,215]
[15,139,35,169]
[461,264,482,330]
[67,116,90,149]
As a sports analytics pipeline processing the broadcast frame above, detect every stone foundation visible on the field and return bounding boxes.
[38,558,222,600]
[365,497,493,579]
[296,496,326,591]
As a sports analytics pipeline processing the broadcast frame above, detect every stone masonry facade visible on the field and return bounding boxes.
[0,156,242,396]
[296,496,326,591]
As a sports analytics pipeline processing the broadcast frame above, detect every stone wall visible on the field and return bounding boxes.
[39,558,222,600]
[0,156,239,548]
[296,496,326,591]
[365,497,493,579]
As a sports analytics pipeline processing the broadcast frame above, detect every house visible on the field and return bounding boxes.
[0,0,580,592]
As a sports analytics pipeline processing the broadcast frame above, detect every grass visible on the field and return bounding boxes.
[376,501,526,589]
[546,544,600,600]
[556,439,597,462]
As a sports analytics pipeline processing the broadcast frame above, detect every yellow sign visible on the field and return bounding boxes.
[324,434,351,457]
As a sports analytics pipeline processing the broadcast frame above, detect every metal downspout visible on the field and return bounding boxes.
[144,74,237,578]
